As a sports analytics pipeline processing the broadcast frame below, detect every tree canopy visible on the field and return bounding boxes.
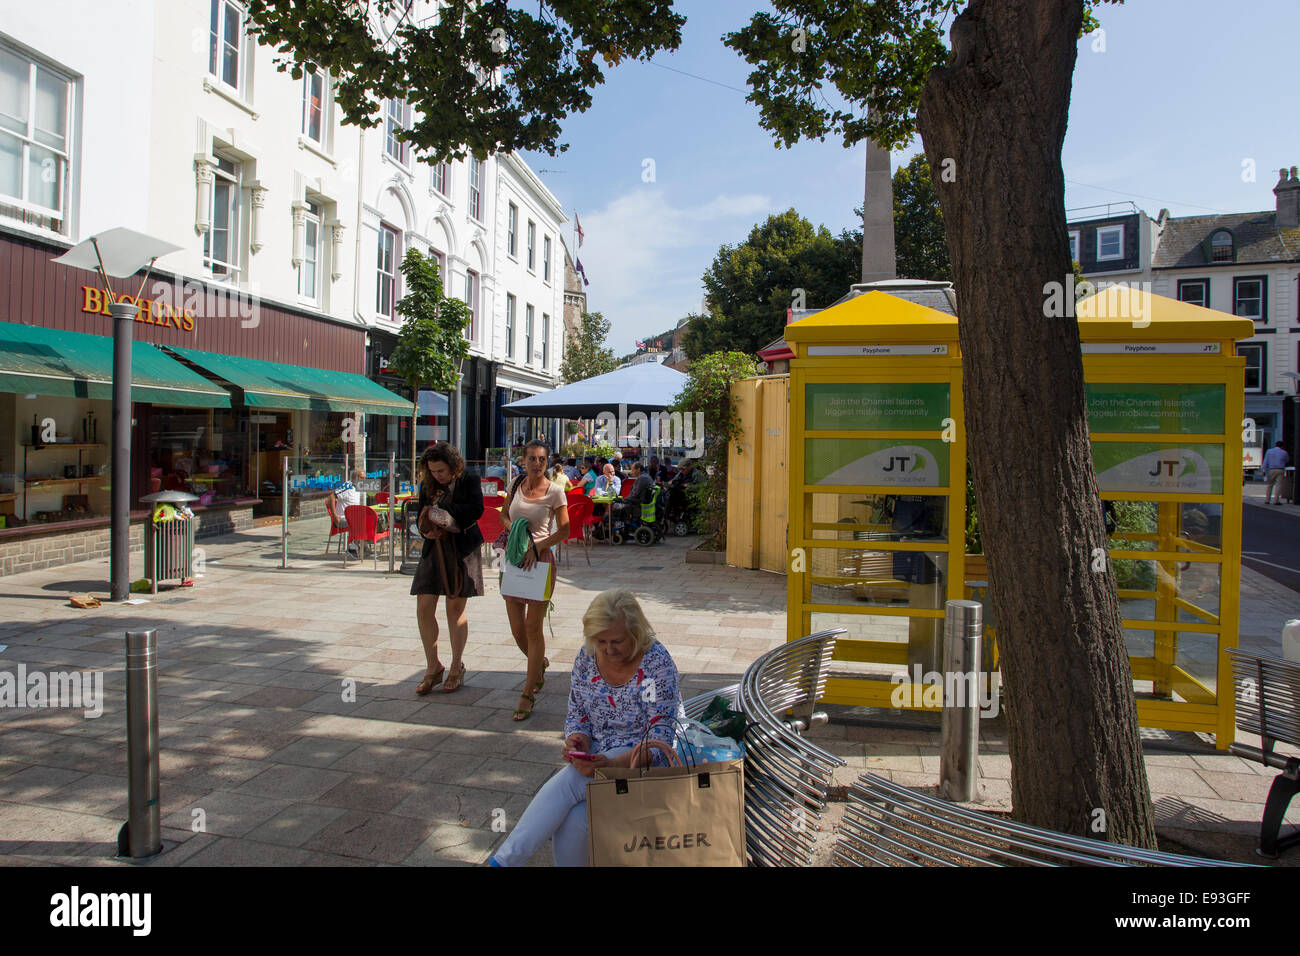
[387,249,472,393]
[246,0,684,162]
[893,153,952,281]
[683,209,860,360]
[560,310,618,383]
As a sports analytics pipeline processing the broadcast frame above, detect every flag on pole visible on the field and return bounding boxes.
[575,213,585,247]
[635,340,645,350]
[575,258,589,286]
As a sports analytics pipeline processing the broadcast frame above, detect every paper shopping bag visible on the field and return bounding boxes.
[587,744,745,867]
[500,560,554,601]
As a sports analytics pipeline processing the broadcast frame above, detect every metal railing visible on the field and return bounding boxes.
[833,773,1238,867]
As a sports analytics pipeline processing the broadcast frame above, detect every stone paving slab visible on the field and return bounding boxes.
[0,517,1298,866]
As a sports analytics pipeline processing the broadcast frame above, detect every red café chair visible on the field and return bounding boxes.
[343,505,389,570]
[477,499,506,561]
[374,492,391,505]
[324,494,348,555]
[562,495,595,567]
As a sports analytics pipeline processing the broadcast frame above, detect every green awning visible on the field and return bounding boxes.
[167,345,413,417]
[0,320,231,408]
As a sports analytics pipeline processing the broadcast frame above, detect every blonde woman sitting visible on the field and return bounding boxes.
[489,588,681,867]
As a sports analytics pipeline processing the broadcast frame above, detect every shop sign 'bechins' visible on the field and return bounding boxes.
[81,285,196,331]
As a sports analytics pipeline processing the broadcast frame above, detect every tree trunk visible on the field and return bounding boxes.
[917,0,1156,847]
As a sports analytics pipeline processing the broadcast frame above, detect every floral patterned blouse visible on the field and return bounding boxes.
[564,640,682,761]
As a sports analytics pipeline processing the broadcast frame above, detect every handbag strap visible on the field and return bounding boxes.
[627,738,680,770]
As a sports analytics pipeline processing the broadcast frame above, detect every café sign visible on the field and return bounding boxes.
[80,285,196,331]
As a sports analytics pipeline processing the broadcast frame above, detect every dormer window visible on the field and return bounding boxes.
[1210,229,1234,262]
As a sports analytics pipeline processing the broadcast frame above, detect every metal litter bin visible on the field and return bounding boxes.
[140,490,198,594]
[1283,467,1295,504]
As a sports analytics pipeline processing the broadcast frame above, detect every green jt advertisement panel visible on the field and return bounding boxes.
[806,438,950,487]
[1086,383,1225,435]
[1092,442,1225,494]
[805,382,950,431]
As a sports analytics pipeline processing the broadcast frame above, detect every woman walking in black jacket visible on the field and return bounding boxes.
[410,442,484,694]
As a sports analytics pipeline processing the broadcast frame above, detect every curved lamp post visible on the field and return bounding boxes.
[52,228,182,602]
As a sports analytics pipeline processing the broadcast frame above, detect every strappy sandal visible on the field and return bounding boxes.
[416,665,445,696]
[533,657,550,692]
[513,691,536,721]
[442,661,466,694]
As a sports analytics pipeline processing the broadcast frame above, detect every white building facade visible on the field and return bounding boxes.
[1,0,565,472]
[1069,171,1300,460]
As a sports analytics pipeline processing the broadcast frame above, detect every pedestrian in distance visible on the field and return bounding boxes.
[1262,441,1291,505]
[410,442,484,695]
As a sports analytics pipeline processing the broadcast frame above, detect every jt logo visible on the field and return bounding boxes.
[1148,459,1179,477]
[882,456,911,472]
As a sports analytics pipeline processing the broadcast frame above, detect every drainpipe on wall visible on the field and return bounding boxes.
[351,127,368,473]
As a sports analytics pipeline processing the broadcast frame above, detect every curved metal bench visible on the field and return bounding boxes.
[682,629,846,866]
[834,772,1241,867]
[1226,648,1300,856]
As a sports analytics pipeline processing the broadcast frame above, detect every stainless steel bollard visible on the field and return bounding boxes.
[940,600,982,803]
[387,452,396,573]
[281,455,289,569]
[119,629,162,858]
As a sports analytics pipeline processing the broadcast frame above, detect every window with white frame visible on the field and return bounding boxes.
[1068,230,1080,263]
[430,160,448,196]
[1234,276,1266,322]
[463,269,479,341]
[508,202,518,257]
[543,235,552,282]
[541,313,549,368]
[468,156,483,221]
[385,98,411,165]
[301,69,325,143]
[526,220,536,271]
[1096,224,1124,261]
[377,223,400,317]
[1239,343,1264,392]
[0,44,73,233]
[505,293,516,357]
[209,0,246,93]
[1177,278,1209,309]
[204,154,241,278]
[525,304,534,363]
[298,200,322,301]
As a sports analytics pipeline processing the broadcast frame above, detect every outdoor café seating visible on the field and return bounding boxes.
[343,504,390,569]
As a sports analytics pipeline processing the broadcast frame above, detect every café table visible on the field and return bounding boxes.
[590,494,616,544]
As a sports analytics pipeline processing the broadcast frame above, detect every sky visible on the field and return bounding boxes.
[518,0,1299,357]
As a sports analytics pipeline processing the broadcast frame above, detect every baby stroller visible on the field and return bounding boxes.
[610,486,664,546]
[662,479,695,536]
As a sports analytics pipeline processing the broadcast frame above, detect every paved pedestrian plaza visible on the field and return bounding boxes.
[0,517,1296,866]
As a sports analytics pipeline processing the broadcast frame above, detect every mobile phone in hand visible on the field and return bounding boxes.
[565,751,598,761]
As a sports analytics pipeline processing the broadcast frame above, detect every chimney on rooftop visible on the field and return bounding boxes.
[1274,166,1300,229]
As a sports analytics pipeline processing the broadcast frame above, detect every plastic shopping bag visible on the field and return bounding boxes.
[674,719,745,765]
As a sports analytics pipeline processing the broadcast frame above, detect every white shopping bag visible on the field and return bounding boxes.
[500,560,554,601]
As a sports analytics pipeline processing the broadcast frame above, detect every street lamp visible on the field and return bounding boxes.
[53,228,182,602]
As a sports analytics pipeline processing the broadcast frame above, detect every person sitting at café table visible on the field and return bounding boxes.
[613,462,654,520]
[488,588,681,867]
[592,463,621,497]
[576,457,598,495]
